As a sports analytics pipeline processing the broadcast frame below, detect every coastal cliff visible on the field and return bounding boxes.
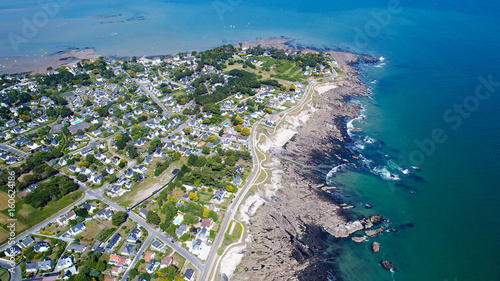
[230,48,377,281]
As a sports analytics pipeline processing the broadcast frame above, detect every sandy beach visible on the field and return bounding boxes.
[0,48,100,75]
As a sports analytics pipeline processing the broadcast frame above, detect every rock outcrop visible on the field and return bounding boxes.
[231,42,377,281]
[380,260,397,271]
[365,226,388,237]
[371,242,380,253]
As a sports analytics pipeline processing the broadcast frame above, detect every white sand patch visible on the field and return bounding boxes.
[264,164,283,198]
[316,84,338,94]
[239,194,266,223]
[219,244,246,280]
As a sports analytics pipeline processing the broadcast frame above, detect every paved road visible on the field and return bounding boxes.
[78,185,205,271]
[121,234,153,281]
[0,258,21,281]
[201,73,337,281]
[0,194,89,252]
[0,143,29,158]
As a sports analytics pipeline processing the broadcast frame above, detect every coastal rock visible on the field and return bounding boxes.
[370,215,384,225]
[329,221,364,238]
[371,242,380,253]
[232,42,375,281]
[352,236,367,243]
[380,260,397,271]
[365,226,388,237]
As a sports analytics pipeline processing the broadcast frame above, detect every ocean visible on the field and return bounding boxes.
[1,0,500,280]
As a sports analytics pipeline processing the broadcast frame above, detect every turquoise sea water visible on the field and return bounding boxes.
[1,1,500,280]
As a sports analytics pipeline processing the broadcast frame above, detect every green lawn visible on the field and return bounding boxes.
[0,267,10,281]
[15,190,84,229]
[172,252,186,269]
[119,158,186,207]
[0,189,84,246]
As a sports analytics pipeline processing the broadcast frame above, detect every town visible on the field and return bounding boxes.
[0,43,338,281]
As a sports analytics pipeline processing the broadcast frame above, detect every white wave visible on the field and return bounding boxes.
[327,164,347,178]
[373,166,400,181]
[364,136,376,144]
[374,62,386,68]
[371,79,379,84]
[399,167,411,175]
[379,56,385,62]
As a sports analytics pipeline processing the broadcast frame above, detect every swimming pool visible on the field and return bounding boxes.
[72,119,82,125]
[223,122,230,127]
[173,215,183,225]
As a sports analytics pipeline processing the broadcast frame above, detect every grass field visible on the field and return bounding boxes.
[118,158,185,207]
[0,189,84,247]
[79,219,109,244]
[172,251,186,269]
[0,267,10,281]
[0,192,10,211]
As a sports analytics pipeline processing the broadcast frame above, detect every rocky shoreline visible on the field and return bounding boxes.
[231,43,385,280]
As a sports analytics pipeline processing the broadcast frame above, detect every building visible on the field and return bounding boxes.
[160,256,173,268]
[66,223,87,236]
[34,241,50,253]
[105,234,121,251]
[184,268,195,281]
[17,236,35,249]
[56,211,77,226]
[151,240,166,252]
[144,251,155,262]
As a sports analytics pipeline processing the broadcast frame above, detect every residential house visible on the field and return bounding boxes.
[160,256,173,268]
[184,268,195,281]
[111,266,123,276]
[66,223,87,236]
[54,256,73,272]
[37,259,53,271]
[34,241,50,253]
[121,244,137,256]
[201,218,214,230]
[191,239,203,251]
[175,224,189,237]
[82,202,97,214]
[95,208,114,221]
[146,261,160,274]
[105,234,121,251]
[144,251,155,262]
[67,244,87,253]
[17,236,35,249]
[126,227,142,243]
[197,227,208,241]
[62,266,78,279]
[4,245,21,256]
[151,240,166,252]
[56,211,77,226]
[139,208,148,219]
[109,254,130,266]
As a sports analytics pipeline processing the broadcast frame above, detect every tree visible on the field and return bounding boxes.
[189,192,199,201]
[183,128,190,135]
[234,116,243,125]
[241,127,250,136]
[174,151,181,161]
[146,210,161,225]
[226,185,233,192]
[280,85,287,91]
[112,211,128,226]
[202,146,210,155]
[234,125,242,132]
[79,161,90,168]
[180,98,186,105]
[203,208,210,218]
[76,174,87,182]
[75,208,89,218]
